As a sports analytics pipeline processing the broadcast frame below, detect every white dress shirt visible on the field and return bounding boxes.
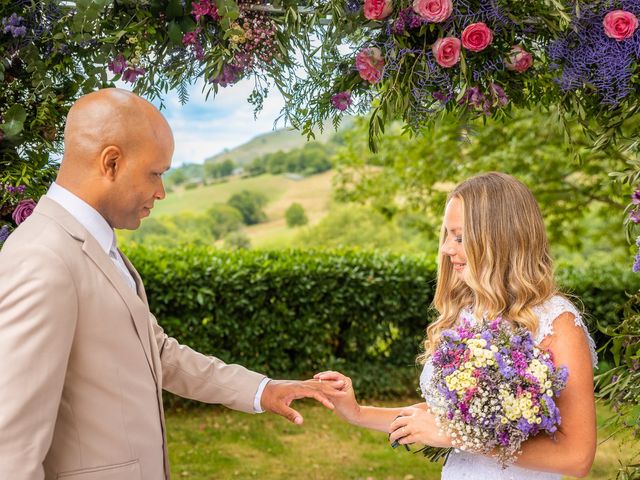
[45,182,269,412]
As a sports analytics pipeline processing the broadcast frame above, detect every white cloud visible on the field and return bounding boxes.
[156,78,288,166]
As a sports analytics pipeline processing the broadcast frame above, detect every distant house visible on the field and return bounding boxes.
[232,167,245,176]
[285,173,304,181]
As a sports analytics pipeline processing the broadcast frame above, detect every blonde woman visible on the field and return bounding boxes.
[316,172,597,479]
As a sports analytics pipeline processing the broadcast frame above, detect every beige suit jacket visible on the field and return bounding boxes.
[0,198,266,479]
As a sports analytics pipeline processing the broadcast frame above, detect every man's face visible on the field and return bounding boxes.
[109,131,173,230]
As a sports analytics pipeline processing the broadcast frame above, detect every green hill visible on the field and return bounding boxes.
[203,117,353,166]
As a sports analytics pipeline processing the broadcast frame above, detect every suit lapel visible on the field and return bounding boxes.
[81,239,157,382]
[36,198,157,383]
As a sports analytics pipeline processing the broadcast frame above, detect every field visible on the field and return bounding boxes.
[166,401,638,480]
[151,171,335,248]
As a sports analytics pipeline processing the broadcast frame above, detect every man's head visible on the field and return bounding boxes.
[57,88,174,229]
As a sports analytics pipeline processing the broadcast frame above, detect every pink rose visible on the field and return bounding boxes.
[461,22,493,52]
[412,0,453,23]
[603,10,638,41]
[12,199,36,225]
[504,45,533,73]
[432,37,461,68]
[364,0,393,21]
[355,47,385,84]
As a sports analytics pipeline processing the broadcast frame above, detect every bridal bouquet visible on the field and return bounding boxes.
[421,314,569,467]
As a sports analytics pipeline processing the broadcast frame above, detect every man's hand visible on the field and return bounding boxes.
[260,379,345,425]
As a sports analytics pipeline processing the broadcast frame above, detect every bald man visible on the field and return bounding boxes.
[0,89,341,480]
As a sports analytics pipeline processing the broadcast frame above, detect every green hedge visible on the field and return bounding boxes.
[125,246,640,402]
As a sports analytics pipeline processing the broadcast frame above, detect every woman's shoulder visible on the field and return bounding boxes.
[532,295,598,367]
[532,294,581,322]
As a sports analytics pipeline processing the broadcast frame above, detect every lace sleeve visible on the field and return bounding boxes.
[533,295,598,368]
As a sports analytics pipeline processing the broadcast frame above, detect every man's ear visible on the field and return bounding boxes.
[100,145,122,180]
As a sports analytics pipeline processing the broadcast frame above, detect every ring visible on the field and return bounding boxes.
[318,379,322,383]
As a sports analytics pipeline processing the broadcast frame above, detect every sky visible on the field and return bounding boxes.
[123,78,286,167]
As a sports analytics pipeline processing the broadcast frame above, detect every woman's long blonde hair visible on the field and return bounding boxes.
[421,172,557,360]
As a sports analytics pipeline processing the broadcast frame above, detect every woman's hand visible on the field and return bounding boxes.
[388,406,452,448]
[313,370,361,425]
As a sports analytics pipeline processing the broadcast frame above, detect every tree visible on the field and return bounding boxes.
[205,159,235,179]
[285,203,308,227]
[226,190,267,225]
[205,204,243,239]
[331,110,629,263]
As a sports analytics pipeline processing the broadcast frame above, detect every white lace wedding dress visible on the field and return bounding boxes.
[419,295,598,480]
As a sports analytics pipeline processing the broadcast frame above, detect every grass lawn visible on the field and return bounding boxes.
[166,400,638,480]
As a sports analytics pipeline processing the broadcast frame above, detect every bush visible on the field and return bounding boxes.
[123,246,639,403]
[285,203,308,227]
[227,190,267,225]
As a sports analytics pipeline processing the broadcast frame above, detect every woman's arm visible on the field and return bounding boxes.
[388,312,597,478]
[513,312,597,477]
[314,370,426,432]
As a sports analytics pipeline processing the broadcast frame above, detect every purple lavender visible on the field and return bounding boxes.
[0,225,9,244]
[345,0,362,14]
[549,2,640,106]
[634,236,640,272]
[630,207,640,224]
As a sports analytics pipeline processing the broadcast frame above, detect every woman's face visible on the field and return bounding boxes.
[442,197,468,281]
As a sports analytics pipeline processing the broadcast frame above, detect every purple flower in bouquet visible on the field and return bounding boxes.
[632,188,640,204]
[630,208,640,224]
[424,315,569,466]
[12,199,36,225]
[331,91,352,111]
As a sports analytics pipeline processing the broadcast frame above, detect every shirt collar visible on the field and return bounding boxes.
[46,182,116,255]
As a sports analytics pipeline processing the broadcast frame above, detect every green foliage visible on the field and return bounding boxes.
[595,291,640,450]
[205,204,244,239]
[124,246,637,401]
[205,159,236,180]
[247,141,333,177]
[223,231,251,250]
[293,204,434,254]
[123,205,244,247]
[331,110,630,261]
[284,202,308,228]
[226,190,267,225]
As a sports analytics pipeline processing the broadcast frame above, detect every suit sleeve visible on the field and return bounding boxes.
[150,314,266,413]
[0,244,78,480]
